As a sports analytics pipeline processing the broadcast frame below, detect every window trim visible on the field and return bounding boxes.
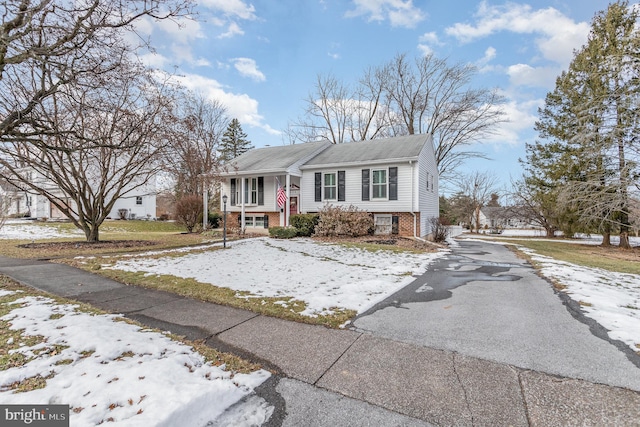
[323,172,337,201]
[135,196,143,205]
[371,169,388,200]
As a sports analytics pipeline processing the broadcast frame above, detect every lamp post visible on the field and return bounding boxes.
[222,194,228,248]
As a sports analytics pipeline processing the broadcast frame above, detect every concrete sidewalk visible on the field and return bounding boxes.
[1,256,639,426]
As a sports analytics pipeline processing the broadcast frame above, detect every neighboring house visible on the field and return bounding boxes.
[474,206,536,230]
[0,171,156,220]
[219,134,439,239]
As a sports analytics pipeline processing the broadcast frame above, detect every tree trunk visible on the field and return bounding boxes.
[545,227,555,238]
[85,226,100,243]
[619,230,631,249]
[601,232,611,247]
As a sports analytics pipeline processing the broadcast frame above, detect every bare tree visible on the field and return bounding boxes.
[454,171,500,233]
[164,92,229,198]
[288,53,506,182]
[289,71,394,144]
[383,53,507,182]
[509,177,559,238]
[0,61,176,242]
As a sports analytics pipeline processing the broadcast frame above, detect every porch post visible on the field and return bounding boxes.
[285,174,291,226]
[241,177,246,231]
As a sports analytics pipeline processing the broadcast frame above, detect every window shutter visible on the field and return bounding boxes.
[263,214,269,228]
[230,179,236,206]
[258,177,264,205]
[389,167,398,201]
[361,169,370,201]
[315,172,322,202]
[338,171,346,202]
[244,178,249,204]
[392,215,399,234]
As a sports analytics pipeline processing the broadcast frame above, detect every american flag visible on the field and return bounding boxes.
[277,184,287,207]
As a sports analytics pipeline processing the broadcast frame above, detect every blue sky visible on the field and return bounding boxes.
[136,0,608,191]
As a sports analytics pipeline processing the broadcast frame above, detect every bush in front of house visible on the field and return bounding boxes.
[176,194,203,233]
[269,226,298,239]
[429,217,450,243]
[290,213,319,237]
[314,204,373,237]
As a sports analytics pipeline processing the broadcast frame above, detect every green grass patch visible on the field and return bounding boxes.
[492,238,640,275]
[0,220,231,259]
[338,242,423,254]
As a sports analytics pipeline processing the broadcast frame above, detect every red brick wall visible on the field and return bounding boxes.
[382,212,420,237]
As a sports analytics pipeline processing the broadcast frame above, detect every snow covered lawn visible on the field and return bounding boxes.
[0,288,271,426]
[0,220,82,240]
[108,237,447,318]
[516,246,640,353]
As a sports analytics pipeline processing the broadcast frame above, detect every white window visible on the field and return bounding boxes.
[136,196,143,205]
[244,215,265,228]
[324,173,337,200]
[372,169,387,199]
[374,214,392,234]
[244,178,258,205]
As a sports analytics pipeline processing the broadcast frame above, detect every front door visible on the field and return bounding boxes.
[289,197,298,216]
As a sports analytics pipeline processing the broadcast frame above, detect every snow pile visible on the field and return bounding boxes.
[518,247,640,352]
[110,237,447,316]
[0,293,271,426]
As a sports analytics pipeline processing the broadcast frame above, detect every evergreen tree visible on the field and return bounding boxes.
[525,1,640,247]
[220,119,253,162]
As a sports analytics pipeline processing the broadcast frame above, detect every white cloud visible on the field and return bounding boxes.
[200,0,257,20]
[346,0,425,28]
[232,58,266,82]
[419,31,440,45]
[417,44,433,56]
[170,73,279,135]
[507,63,561,88]
[218,22,245,39]
[483,97,543,146]
[445,1,590,68]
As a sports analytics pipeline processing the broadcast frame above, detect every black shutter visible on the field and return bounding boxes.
[389,167,398,201]
[315,172,322,202]
[338,171,346,202]
[230,179,236,206]
[392,215,399,234]
[258,177,264,205]
[361,169,370,201]
[263,214,269,228]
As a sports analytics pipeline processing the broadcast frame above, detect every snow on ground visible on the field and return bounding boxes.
[515,246,640,353]
[0,292,271,426]
[0,220,83,240]
[109,237,448,317]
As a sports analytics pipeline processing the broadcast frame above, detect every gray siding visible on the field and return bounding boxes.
[418,138,439,237]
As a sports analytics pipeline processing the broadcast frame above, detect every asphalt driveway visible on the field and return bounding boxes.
[353,238,640,391]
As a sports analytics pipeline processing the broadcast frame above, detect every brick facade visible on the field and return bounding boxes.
[375,212,420,237]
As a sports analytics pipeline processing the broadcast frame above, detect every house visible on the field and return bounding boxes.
[219,134,439,239]
[0,171,156,221]
[474,206,536,231]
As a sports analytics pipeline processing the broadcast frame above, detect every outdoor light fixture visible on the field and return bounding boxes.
[222,194,228,248]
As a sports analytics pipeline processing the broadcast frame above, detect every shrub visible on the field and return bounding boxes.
[208,212,222,229]
[429,217,450,243]
[290,213,319,237]
[314,204,373,237]
[176,194,203,233]
[269,226,298,239]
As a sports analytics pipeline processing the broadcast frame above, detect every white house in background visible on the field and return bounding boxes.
[219,134,439,238]
[0,171,156,220]
[474,206,536,230]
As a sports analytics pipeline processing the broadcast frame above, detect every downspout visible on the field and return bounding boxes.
[409,160,418,239]
[410,160,427,242]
